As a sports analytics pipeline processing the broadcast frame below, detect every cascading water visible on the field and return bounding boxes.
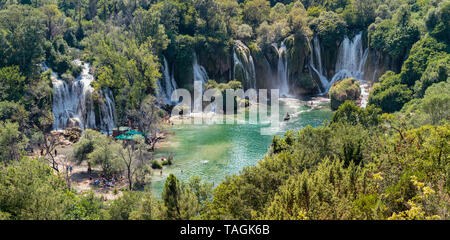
[273,41,290,97]
[233,40,256,89]
[100,88,117,132]
[192,53,209,112]
[156,56,178,105]
[331,32,369,84]
[309,36,328,93]
[332,32,369,107]
[310,31,370,107]
[46,60,116,132]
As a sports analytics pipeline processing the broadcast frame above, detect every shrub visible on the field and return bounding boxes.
[369,71,412,113]
[329,78,361,111]
[151,160,162,169]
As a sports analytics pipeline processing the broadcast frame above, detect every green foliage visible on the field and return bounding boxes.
[162,173,181,219]
[400,35,448,86]
[83,131,123,178]
[0,101,28,129]
[0,121,27,164]
[0,5,45,75]
[0,0,448,221]
[161,174,208,219]
[331,101,381,127]
[0,157,71,219]
[0,66,26,102]
[72,129,101,162]
[414,54,449,98]
[369,71,412,113]
[151,160,163,169]
[342,0,378,29]
[107,190,143,220]
[203,121,450,220]
[328,77,361,110]
[309,11,347,48]
[242,0,271,28]
[85,29,161,120]
[425,1,450,44]
[420,81,450,125]
[368,5,420,60]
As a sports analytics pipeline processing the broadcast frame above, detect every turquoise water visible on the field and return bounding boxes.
[151,98,332,196]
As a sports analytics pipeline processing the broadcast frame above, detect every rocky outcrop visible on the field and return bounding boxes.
[285,34,320,95]
[329,78,361,110]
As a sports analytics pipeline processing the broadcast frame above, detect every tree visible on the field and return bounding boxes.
[0,121,27,165]
[161,174,203,220]
[331,101,381,127]
[88,136,122,178]
[0,101,28,130]
[310,11,347,48]
[242,0,270,28]
[131,8,169,51]
[368,4,420,62]
[369,71,412,113]
[162,174,181,219]
[107,190,142,220]
[40,4,63,40]
[127,95,163,150]
[117,136,147,190]
[42,132,61,172]
[0,66,26,102]
[414,54,449,98]
[72,129,101,163]
[343,0,377,28]
[400,36,447,87]
[425,1,450,44]
[0,157,72,220]
[0,5,45,75]
[421,81,450,125]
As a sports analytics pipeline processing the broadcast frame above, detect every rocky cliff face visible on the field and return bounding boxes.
[159,32,396,103]
[285,34,320,95]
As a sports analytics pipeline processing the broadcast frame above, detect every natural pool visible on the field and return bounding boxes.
[151,97,333,196]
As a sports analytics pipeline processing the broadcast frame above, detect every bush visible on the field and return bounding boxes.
[413,54,449,98]
[369,71,412,113]
[400,36,448,86]
[309,11,347,48]
[368,4,420,61]
[151,160,162,169]
[331,101,381,127]
[329,78,360,111]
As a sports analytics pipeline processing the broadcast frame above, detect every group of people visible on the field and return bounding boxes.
[91,174,119,188]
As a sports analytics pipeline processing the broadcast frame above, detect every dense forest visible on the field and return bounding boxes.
[0,0,448,220]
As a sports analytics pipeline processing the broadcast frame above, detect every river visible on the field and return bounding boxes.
[151,97,333,196]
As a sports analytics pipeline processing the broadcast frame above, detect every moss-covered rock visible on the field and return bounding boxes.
[329,78,361,110]
[286,34,320,95]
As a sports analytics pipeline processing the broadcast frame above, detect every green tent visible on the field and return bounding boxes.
[124,130,145,136]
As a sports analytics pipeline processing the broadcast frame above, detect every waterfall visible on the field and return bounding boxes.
[273,41,290,97]
[47,60,116,132]
[309,36,328,93]
[233,40,256,89]
[193,53,209,111]
[331,32,369,107]
[309,32,370,106]
[100,88,116,132]
[331,32,369,84]
[313,36,324,75]
[156,56,178,105]
[193,53,208,85]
